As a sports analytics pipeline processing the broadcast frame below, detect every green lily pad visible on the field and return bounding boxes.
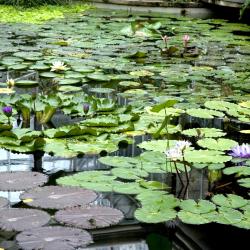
[197,138,238,151]
[180,199,216,214]
[212,194,248,209]
[182,128,226,138]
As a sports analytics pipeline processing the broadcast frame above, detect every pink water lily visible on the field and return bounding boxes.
[183,34,190,47]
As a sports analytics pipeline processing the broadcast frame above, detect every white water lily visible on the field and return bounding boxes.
[165,140,192,161]
[50,61,68,72]
[165,148,182,161]
[175,140,192,151]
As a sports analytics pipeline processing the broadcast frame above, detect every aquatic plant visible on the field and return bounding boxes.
[161,35,169,48]
[6,78,15,88]
[229,144,250,158]
[83,103,90,115]
[2,106,12,117]
[165,147,182,161]
[183,34,190,48]
[50,61,68,72]
[0,4,90,23]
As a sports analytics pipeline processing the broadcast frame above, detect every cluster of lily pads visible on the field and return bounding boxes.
[0,9,249,237]
[0,172,124,249]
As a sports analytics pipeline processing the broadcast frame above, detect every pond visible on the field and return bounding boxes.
[0,7,249,250]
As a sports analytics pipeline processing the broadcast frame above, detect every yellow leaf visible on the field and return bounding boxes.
[239,101,250,109]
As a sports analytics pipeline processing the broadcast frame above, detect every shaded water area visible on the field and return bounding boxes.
[0,8,250,250]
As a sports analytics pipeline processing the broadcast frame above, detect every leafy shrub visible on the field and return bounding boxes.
[0,0,73,7]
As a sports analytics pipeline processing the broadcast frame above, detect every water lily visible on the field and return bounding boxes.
[83,103,90,115]
[50,61,68,72]
[229,144,250,158]
[183,34,190,48]
[6,78,15,88]
[2,106,12,117]
[165,148,182,161]
[175,140,192,151]
[161,35,169,47]
[165,140,191,161]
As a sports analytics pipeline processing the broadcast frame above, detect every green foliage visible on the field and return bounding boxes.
[212,194,248,209]
[184,150,232,163]
[0,0,72,7]
[0,4,90,23]
[182,128,226,138]
[197,138,238,151]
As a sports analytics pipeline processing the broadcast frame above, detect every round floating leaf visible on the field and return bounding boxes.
[39,72,58,78]
[212,194,248,209]
[215,207,243,225]
[58,78,81,85]
[138,140,177,153]
[15,80,39,87]
[204,100,238,112]
[178,211,217,225]
[182,128,226,138]
[238,178,250,188]
[234,211,250,229]
[58,85,82,92]
[16,226,92,250]
[99,156,139,168]
[197,138,238,151]
[184,150,232,163]
[137,193,180,210]
[186,108,224,119]
[180,199,216,214]
[113,181,145,194]
[55,206,124,229]
[20,186,97,209]
[118,81,141,89]
[0,171,48,191]
[135,206,176,224]
[0,208,50,232]
[111,168,148,180]
[0,197,9,209]
[223,166,250,176]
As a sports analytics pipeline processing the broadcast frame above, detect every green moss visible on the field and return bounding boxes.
[0,4,91,24]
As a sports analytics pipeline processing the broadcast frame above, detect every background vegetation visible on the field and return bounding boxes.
[0,0,76,7]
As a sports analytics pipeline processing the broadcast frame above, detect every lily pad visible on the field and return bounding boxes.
[184,150,232,163]
[135,206,176,224]
[20,186,97,209]
[179,199,216,214]
[182,128,226,138]
[0,171,48,191]
[16,226,92,250]
[212,194,248,209]
[55,206,124,229]
[178,211,217,225]
[197,138,238,151]
[0,208,50,232]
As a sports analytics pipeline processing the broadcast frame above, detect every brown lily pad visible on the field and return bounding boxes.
[16,226,93,250]
[0,171,48,191]
[0,208,50,232]
[20,186,97,209]
[0,196,9,208]
[55,206,124,229]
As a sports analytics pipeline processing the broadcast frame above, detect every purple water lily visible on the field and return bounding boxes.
[229,144,250,158]
[2,106,13,117]
[83,103,90,115]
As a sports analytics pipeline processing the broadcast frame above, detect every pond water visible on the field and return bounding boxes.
[0,8,249,250]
